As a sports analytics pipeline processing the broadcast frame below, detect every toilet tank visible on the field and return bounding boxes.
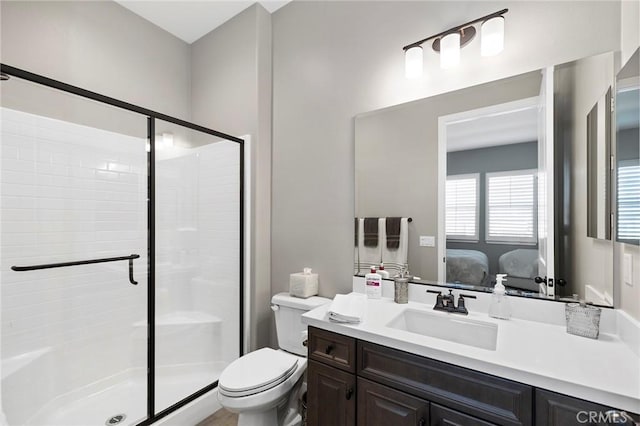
[271,292,330,356]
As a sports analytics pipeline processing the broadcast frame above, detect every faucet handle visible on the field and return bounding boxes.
[456,293,476,314]
[427,290,445,309]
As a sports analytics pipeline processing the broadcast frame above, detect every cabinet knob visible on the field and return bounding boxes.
[325,344,335,355]
[345,387,353,400]
[302,339,308,347]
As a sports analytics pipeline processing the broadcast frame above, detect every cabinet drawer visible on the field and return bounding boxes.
[308,326,356,372]
[358,341,532,426]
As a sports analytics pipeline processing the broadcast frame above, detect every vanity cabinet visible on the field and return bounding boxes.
[306,327,637,426]
[307,327,358,426]
[535,389,636,426]
[307,360,356,426]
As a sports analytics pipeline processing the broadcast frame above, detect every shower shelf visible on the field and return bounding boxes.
[11,254,141,285]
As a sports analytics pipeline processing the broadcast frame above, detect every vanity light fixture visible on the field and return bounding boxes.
[440,32,461,69]
[403,8,508,78]
[405,46,423,79]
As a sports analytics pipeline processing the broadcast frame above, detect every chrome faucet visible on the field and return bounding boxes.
[427,289,477,315]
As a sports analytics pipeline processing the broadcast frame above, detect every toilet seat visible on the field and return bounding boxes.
[219,348,299,397]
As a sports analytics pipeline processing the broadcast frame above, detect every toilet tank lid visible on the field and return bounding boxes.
[271,292,330,311]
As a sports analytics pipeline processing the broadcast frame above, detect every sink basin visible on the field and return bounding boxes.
[387,309,498,351]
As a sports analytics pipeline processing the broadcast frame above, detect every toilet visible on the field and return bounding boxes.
[217,292,330,426]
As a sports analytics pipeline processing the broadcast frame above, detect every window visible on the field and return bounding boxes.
[617,162,640,242]
[446,174,479,241]
[486,170,537,244]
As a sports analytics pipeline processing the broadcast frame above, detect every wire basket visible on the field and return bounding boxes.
[565,302,601,339]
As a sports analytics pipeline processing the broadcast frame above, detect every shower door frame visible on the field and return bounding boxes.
[0,63,246,425]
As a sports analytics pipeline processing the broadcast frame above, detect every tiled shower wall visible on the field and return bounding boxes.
[155,140,240,366]
[1,107,148,420]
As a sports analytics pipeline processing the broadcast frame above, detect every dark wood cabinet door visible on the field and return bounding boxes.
[307,359,356,426]
[535,389,637,426]
[357,378,429,426]
[431,403,496,426]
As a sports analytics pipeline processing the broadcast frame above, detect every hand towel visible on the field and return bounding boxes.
[381,217,409,275]
[328,292,367,323]
[363,217,379,247]
[357,218,382,275]
[385,217,402,249]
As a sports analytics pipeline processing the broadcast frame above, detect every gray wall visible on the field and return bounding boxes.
[447,142,538,276]
[272,1,621,299]
[355,73,541,282]
[191,4,273,351]
[1,1,191,119]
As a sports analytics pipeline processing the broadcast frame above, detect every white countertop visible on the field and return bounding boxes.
[302,295,640,413]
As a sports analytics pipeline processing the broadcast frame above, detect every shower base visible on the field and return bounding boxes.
[27,364,223,426]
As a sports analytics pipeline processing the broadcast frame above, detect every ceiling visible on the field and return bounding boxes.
[447,105,539,152]
[115,0,290,44]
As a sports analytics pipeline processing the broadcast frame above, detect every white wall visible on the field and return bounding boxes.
[191,4,273,351]
[271,1,621,298]
[621,0,640,65]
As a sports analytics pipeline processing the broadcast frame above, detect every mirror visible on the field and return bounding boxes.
[615,48,640,246]
[355,51,616,305]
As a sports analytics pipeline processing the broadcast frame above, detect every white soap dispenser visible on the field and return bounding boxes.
[489,274,511,320]
[377,263,390,279]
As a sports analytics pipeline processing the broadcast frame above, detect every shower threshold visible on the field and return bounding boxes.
[27,364,222,426]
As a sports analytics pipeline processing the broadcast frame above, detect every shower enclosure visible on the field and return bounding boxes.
[0,65,244,426]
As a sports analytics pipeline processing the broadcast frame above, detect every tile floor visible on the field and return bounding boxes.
[197,408,238,426]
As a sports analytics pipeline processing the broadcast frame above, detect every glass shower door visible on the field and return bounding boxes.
[153,119,241,413]
[1,75,149,425]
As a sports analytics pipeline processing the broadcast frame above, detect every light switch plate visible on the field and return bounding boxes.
[624,253,633,287]
[419,236,435,247]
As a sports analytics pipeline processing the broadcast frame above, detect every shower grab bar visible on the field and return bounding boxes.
[11,254,140,285]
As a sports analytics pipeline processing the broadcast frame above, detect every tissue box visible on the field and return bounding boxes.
[289,268,318,298]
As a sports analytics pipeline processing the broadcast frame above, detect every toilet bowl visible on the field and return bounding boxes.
[217,293,330,426]
[218,349,307,426]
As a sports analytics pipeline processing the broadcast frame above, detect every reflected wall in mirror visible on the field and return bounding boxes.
[616,48,640,246]
[586,87,612,240]
[355,51,616,306]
